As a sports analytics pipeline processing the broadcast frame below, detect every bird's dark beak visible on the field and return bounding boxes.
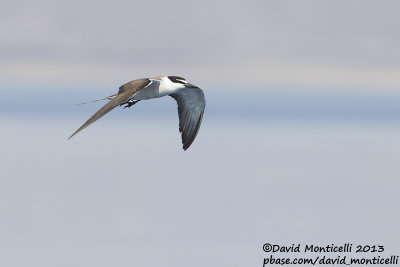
[185,83,199,88]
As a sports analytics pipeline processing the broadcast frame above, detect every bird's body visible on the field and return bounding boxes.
[132,76,182,100]
[69,76,205,150]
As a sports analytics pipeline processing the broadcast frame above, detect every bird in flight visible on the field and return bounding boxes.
[69,76,205,150]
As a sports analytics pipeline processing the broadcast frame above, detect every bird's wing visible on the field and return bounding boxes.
[170,88,205,150]
[68,79,151,139]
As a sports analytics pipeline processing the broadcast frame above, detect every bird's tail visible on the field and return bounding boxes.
[75,94,117,105]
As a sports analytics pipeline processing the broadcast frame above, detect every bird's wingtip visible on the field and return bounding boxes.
[68,131,78,140]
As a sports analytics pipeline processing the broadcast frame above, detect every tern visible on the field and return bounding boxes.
[69,76,205,150]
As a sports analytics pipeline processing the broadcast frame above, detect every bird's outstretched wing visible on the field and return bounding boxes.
[68,79,151,139]
[170,88,205,150]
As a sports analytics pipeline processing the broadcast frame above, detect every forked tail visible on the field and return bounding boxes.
[75,94,117,105]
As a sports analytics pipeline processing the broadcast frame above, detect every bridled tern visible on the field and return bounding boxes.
[69,76,205,150]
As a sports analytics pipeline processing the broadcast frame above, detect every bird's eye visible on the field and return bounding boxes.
[168,76,187,84]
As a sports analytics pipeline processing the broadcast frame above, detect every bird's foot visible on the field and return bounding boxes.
[121,100,139,109]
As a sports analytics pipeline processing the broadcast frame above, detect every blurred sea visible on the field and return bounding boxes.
[0,88,399,267]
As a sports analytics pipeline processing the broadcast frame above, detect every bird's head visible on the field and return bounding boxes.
[166,76,199,89]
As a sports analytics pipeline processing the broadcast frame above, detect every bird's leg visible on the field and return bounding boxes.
[121,100,140,109]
